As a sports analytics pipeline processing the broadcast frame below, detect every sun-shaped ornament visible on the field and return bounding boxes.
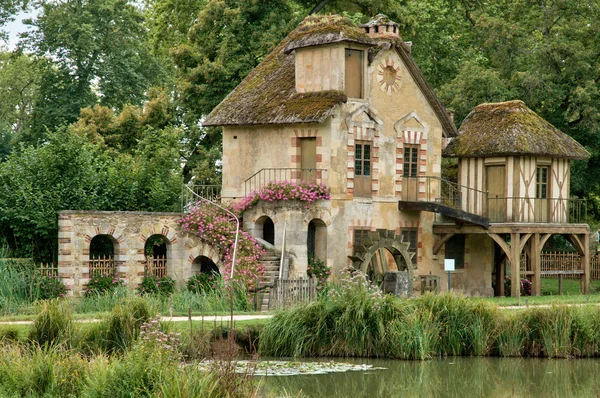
[377,60,401,94]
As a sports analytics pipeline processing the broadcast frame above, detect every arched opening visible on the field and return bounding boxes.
[191,255,220,275]
[307,219,327,262]
[144,234,169,277]
[255,216,275,245]
[190,255,221,293]
[89,235,117,277]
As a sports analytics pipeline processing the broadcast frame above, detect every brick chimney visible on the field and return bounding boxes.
[360,14,400,39]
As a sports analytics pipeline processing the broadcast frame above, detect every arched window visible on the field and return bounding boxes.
[144,235,168,277]
[89,235,117,277]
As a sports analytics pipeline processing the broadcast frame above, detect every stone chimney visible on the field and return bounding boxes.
[360,14,400,39]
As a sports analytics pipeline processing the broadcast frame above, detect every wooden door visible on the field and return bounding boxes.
[402,145,419,201]
[354,140,371,197]
[300,138,316,182]
[486,166,506,222]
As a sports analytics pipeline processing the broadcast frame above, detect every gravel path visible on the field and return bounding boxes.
[0,314,274,325]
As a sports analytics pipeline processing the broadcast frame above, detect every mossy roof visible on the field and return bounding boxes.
[443,100,589,159]
[284,15,375,53]
[203,16,351,127]
[204,14,456,136]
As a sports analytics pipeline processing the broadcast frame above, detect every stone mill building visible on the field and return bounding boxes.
[58,14,590,298]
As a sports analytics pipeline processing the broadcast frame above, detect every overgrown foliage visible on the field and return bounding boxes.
[139,275,176,296]
[84,273,125,297]
[180,202,265,288]
[260,269,600,359]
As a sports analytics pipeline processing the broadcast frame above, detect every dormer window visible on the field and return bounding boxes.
[345,49,364,98]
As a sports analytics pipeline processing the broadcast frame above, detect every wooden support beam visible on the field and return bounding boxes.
[488,233,511,259]
[539,233,552,251]
[519,233,532,254]
[531,234,541,296]
[582,233,590,294]
[433,233,456,255]
[511,232,521,298]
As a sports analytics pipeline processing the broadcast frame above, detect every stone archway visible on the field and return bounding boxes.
[349,230,415,281]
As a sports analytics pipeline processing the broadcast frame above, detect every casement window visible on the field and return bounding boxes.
[445,234,465,269]
[536,166,548,199]
[345,49,364,98]
[403,145,419,178]
[354,141,372,197]
[401,229,418,265]
[353,229,370,255]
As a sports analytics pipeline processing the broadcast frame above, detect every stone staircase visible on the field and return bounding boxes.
[256,248,282,312]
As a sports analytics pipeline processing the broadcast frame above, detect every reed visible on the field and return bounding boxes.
[260,286,600,360]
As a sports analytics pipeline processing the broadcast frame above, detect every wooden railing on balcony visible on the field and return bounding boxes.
[182,184,221,211]
[145,255,167,278]
[486,197,586,224]
[244,168,327,196]
[89,255,116,276]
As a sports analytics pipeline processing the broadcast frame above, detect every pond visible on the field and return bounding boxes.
[260,357,600,397]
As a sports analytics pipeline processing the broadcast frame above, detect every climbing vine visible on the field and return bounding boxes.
[180,202,265,288]
[234,180,330,213]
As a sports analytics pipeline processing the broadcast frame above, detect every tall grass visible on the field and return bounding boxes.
[259,272,600,360]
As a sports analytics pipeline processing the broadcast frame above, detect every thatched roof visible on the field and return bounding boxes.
[284,15,374,53]
[203,14,457,135]
[443,100,589,159]
[203,16,350,127]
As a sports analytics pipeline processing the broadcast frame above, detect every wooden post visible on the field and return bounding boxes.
[583,233,590,294]
[531,234,541,296]
[511,232,521,298]
[499,260,505,297]
[558,274,563,295]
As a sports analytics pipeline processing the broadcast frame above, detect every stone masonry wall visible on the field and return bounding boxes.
[58,211,222,296]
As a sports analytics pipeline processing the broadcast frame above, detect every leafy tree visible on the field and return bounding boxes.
[0,0,29,39]
[0,52,41,158]
[21,0,166,143]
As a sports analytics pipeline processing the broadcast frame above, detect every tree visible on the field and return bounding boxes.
[0,52,40,158]
[21,0,166,143]
[0,0,29,39]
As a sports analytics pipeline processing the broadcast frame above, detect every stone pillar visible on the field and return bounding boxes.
[57,212,75,295]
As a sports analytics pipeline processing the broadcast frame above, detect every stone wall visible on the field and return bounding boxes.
[58,211,223,296]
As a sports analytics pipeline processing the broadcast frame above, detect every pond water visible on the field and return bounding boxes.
[260,357,600,397]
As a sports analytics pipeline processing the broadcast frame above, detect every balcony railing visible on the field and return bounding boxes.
[400,176,488,214]
[182,184,221,211]
[486,197,587,224]
[400,176,587,224]
[244,168,328,196]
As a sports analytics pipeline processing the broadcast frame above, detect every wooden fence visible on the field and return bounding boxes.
[268,277,317,311]
[89,255,116,276]
[37,263,58,277]
[145,255,167,278]
[517,251,600,280]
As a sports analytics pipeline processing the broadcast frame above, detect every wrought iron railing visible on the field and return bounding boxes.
[244,168,327,196]
[486,197,587,223]
[400,176,488,214]
[182,184,221,211]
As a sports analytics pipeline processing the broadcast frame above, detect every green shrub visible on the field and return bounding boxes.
[36,275,67,300]
[84,272,124,297]
[139,275,175,296]
[307,256,331,291]
[29,300,72,348]
[187,272,222,294]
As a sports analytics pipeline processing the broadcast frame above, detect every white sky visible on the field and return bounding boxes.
[1,9,37,50]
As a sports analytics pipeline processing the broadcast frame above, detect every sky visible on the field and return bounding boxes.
[2,9,36,50]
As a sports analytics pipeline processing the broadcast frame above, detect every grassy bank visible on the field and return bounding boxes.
[259,271,600,359]
[0,298,272,397]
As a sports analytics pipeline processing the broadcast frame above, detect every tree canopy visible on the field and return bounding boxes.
[2,0,600,259]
